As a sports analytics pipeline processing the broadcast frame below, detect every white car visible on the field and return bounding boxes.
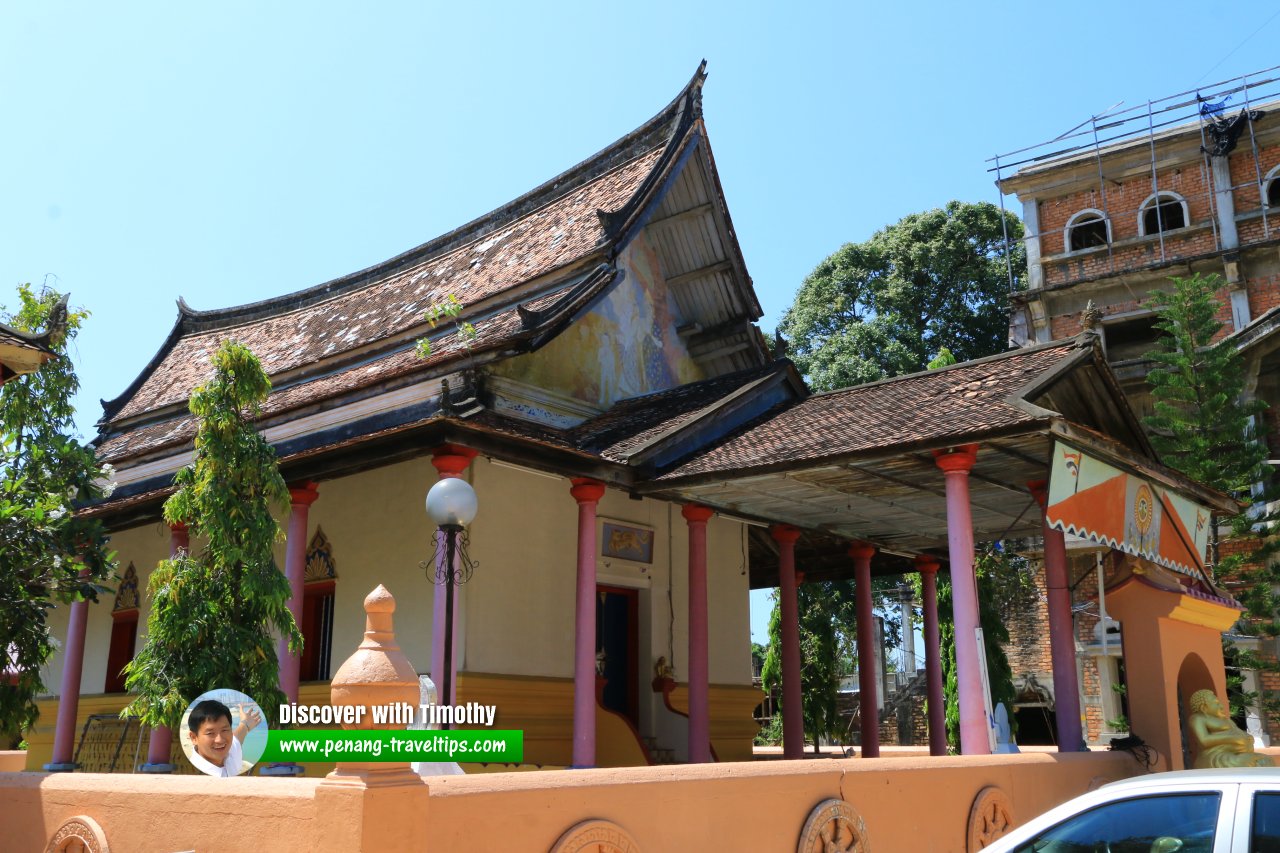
[983,769,1280,853]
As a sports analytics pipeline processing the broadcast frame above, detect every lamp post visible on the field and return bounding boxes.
[425,476,478,729]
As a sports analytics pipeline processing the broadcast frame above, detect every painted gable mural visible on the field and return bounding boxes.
[491,232,703,422]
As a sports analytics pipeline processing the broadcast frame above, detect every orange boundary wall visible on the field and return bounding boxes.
[3,751,1142,852]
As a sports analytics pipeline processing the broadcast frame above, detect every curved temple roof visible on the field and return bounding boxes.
[98,63,717,435]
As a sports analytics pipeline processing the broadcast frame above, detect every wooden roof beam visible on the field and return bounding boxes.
[645,202,714,230]
[664,260,732,289]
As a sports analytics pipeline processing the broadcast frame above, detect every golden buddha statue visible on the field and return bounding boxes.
[1187,689,1274,768]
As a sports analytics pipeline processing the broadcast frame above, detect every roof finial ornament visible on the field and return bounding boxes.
[1080,300,1103,334]
[773,329,789,360]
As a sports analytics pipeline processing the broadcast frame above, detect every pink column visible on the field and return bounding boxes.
[46,569,91,770]
[277,482,319,703]
[934,444,990,755]
[140,523,190,772]
[1029,480,1084,751]
[683,504,715,763]
[850,542,879,757]
[771,524,804,759]
[571,478,606,768]
[915,556,947,756]
[430,445,478,706]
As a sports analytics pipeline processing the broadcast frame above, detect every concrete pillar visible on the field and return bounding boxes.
[850,542,879,757]
[1211,155,1240,252]
[1029,480,1085,752]
[278,482,319,703]
[771,524,804,759]
[916,557,947,756]
[683,504,714,763]
[1022,198,1045,292]
[139,523,190,773]
[570,477,606,768]
[901,585,917,676]
[429,445,477,707]
[934,445,990,755]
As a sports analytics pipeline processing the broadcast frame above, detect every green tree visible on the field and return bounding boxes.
[123,341,300,731]
[1143,273,1270,570]
[0,285,116,748]
[760,581,903,752]
[779,201,1024,391]
[761,585,850,753]
[927,548,1029,751]
[1140,273,1280,717]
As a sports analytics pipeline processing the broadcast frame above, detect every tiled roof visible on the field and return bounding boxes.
[97,288,565,463]
[0,324,51,354]
[658,342,1087,480]
[101,350,784,472]
[571,363,784,462]
[109,148,665,425]
[101,66,713,433]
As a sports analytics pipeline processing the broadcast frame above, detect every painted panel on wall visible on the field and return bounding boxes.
[492,233,703,412]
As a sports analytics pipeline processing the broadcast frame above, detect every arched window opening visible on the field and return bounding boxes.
[302,527,337,682]
[105,562,140,693]
[1066,210,1110,252]
[1140,193,1188,235]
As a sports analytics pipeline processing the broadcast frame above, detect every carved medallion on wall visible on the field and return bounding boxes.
[550,819,640,853]
[798,798,869,853]
[46,815,110,853]
[967,786,1015,851]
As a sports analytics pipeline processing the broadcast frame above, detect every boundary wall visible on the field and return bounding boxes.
[3,751,1141,852]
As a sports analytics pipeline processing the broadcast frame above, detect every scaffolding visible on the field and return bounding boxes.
[989,65,1280,295]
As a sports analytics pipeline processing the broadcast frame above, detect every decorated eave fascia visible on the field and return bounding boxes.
[82,359,802,530]
[0,293,66,383]
[96,60,758,438]
[1232,302,1280,357]
[0,322,56,382]
[1045,419,1238,515]
[996,101,1280,200]
[1009,331,1156,459]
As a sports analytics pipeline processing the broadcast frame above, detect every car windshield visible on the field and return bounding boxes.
[1011,792,1220,853]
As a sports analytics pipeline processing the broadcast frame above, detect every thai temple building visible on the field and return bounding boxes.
[20,65,1245,802]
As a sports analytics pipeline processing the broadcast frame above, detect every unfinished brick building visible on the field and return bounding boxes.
[996,66,1280,746]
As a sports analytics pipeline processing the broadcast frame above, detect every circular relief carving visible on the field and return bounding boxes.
[550,819,640,853]
[968,786,1015,852]
[798,798,869,853]
[46,815,110,853]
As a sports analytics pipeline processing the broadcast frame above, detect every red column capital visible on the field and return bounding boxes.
[431,444,479,478]
[913,555,941,575]
[1027,478,1049,509]
[168,522,190,557]
[848,541,876,562]
[569,477,606,504]
[681,504,715,524]
[288,481,320,507]
[770,523,801,545]
[933,443,979,473]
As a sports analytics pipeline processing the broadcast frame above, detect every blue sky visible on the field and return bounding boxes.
[4,2,1278,645]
